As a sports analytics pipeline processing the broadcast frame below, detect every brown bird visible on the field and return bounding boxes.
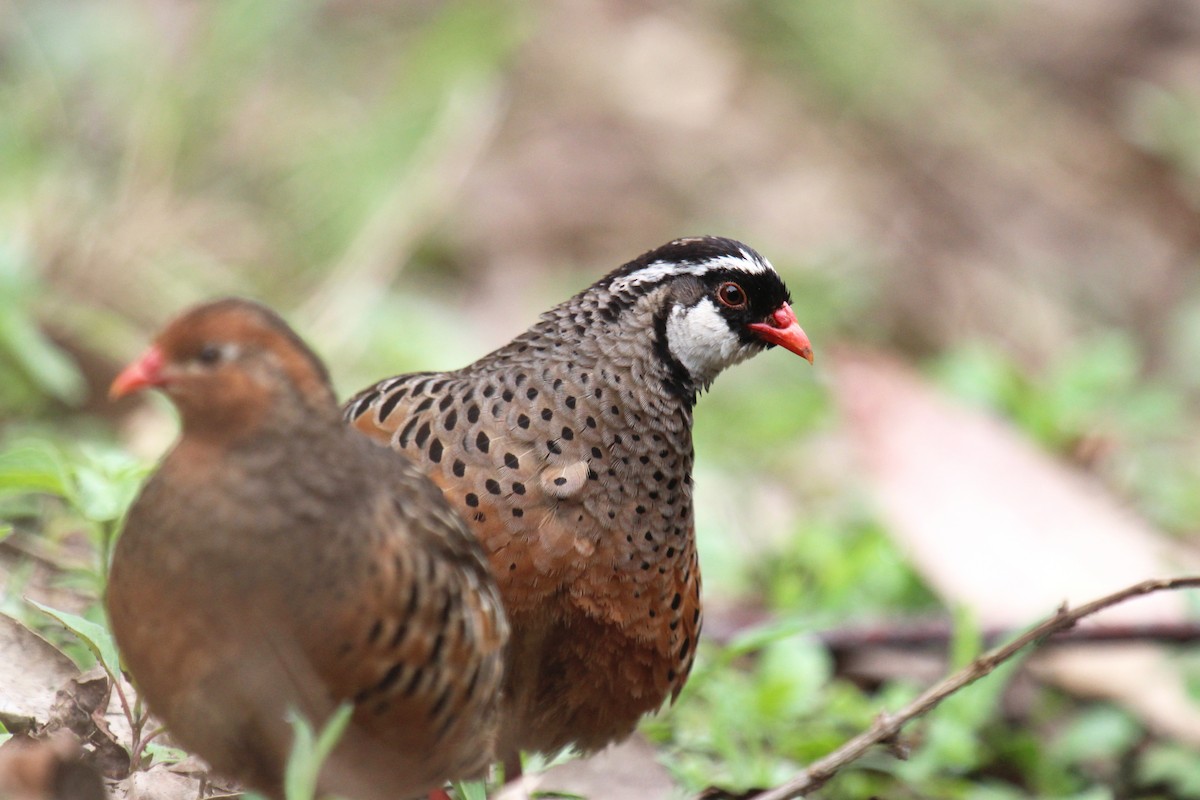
[106,298,508,799]
[345,236,813,771]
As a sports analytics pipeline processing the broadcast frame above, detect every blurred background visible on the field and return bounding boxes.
[4,1,1200,798]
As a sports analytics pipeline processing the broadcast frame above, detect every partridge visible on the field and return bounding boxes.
[345,236,813,768]
[106,298,508,799]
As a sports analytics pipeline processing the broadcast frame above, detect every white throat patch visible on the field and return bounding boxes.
[664,298,749,385]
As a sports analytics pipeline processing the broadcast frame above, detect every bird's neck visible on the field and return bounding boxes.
[479,296,704,411]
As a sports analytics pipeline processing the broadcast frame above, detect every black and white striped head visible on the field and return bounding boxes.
[603,236,813,393]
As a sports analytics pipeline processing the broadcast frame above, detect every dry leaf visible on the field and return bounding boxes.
[0,614,79,733]
[831,347,1200,744]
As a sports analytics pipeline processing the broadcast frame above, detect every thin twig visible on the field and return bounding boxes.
[705,613,1200,651]
[742,576,1200,800]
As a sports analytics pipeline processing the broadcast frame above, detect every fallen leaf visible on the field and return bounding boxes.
[0,614,79,733]
[831,347,1200,744]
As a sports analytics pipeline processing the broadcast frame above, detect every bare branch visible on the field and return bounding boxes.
[741,576,1200,800]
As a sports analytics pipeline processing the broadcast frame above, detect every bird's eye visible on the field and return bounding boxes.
[196,344,223,366]
[716,282,748,309]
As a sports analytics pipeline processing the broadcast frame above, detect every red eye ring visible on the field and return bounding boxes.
[716,282,748,309]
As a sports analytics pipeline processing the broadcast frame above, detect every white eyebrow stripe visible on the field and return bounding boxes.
[608,251,772,294]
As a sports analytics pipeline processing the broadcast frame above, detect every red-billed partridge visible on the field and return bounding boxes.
[105,299,508,800]
[345,236,813,768]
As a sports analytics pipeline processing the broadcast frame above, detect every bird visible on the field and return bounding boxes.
[105,298,509,800]
[344,236,813,771]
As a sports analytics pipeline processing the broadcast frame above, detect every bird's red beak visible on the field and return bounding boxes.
[747,304,814,364]
[110,346,166,399]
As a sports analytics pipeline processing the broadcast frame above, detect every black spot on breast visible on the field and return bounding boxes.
[591,446,603,459]
[350,390,379,419]
[653,470,665,482]
[502,389,514,402]
[465,662,482,700]
[667,668,677,681]
[561,427,574,441]
[414,422,431,449]
[367,619,383,644]
[444,409,457,430]
[473,512,485,522]
[429,631,447,663]
[587,468,598,480]
[512,482,525,495]
[641,561,650,570]
[517,414,530,429]
[586,416,597,428]
[485,479,501,495]
[378,390,408,422]
[483,385,495,398]
[406,580,420,615]
[398,416,420,447]
[438,394,454,411]
[467,404,480,423]
[594,387,603,398]
[452,459,466,478]
[465,493,479,507]
[553,378,563,390]
[428,438,443,463]
[547,440,562,455]
[636,505,646,514]
[475,431,490,453]
[526,387,538,400]
[541,408,553,421]
[515,373,527,386]
[639,455,651,465]
[375,662,405,696]
[430,379,448,394]
[554,477,567,487]
[610,405,620,415]
[565,395,576,409]
[513,507,524,518]
[504,452,519,469]
[402,665,425,697]
[430,684,452,718]
[679,637,691,661]
[666,546,676,557]
[415,397,434,413]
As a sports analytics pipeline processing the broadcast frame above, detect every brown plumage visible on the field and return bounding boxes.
[105,298,508,799]
[345,237,813,768]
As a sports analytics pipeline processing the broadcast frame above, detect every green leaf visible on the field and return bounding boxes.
[0,440,70,497]
[453,780,489,800]
[0,308,86,405]
[27,599,121,678]
[282,702,353,800]
[143,741,190,767]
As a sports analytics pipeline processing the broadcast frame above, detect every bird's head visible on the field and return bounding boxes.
[603,237,813,392]
[110,298,337,441]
